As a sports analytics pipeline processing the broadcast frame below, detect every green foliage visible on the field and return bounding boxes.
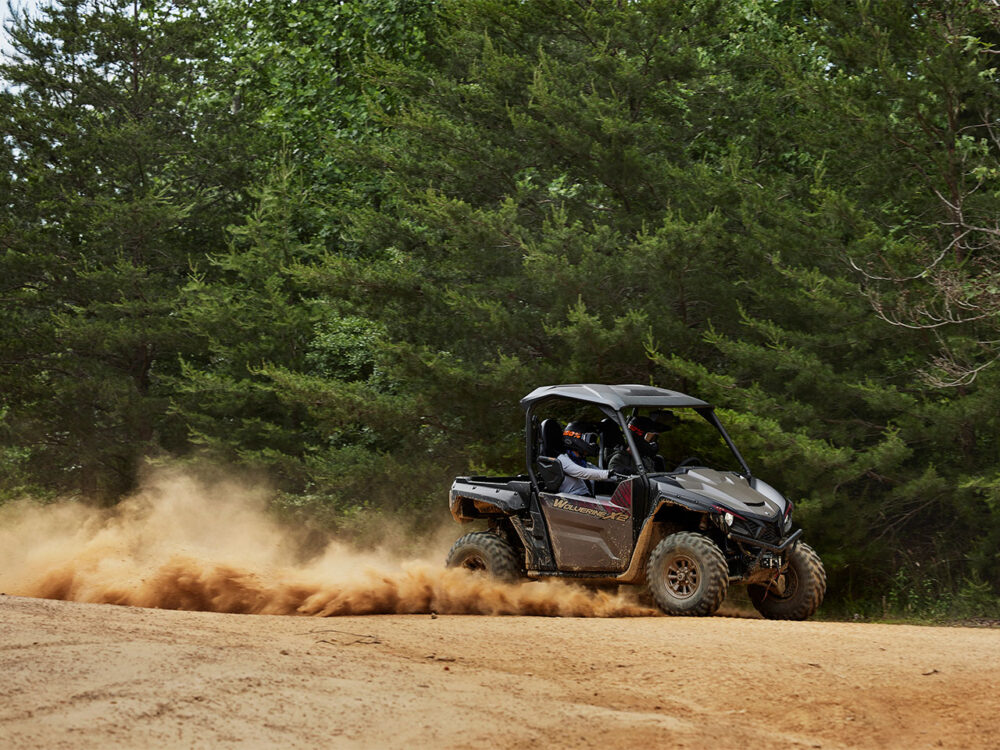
[793,1,1000,387]
[217,0,436,232]
[0,0,257,498]
[0,0,254,497]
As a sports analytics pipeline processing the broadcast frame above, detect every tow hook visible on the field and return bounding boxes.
[771,572,787,596]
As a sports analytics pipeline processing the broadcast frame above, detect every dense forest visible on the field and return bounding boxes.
[3,0,1000,617]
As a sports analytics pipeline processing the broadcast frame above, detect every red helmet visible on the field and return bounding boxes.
[627,416,663,456]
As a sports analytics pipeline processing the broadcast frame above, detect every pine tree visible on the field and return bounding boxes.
[794,0,1000,388]
[266,0,836,508]
[265,0,999,603]
[647,0,1000,603]
[0,0,255,498]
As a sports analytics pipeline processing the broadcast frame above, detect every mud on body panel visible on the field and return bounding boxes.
[538,488,632,572]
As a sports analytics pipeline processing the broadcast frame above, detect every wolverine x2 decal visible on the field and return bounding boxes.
[551,496,630,522]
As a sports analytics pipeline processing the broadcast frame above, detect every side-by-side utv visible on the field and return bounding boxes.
[445,384,826,619]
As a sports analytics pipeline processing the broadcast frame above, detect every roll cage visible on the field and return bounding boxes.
[521,384,752,488]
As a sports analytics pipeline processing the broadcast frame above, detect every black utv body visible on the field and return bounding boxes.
[446,384,826,619]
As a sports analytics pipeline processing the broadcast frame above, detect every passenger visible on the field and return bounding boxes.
[558,422,615,496]
[608,416,669,475]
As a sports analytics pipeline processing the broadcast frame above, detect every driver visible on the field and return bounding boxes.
[558,422,615,496]
[608,416,668,475]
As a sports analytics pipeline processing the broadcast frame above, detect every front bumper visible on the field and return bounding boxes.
[728,527,802,553]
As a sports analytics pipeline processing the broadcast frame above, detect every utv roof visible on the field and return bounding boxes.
[520,384,710,411]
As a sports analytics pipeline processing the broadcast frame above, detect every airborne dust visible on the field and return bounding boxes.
[0,470,656,617]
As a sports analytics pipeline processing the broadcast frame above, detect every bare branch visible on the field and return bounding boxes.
[846,230,969,283]
[923,351,1000,388]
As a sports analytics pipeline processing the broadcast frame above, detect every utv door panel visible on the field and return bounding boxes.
[538,488,632,571]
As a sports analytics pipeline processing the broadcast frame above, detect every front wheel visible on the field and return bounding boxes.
[445,532,522,582]
[646,532,729,616]
[748,542,826,620]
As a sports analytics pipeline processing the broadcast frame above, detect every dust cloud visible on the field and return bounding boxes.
[0,470,656,618]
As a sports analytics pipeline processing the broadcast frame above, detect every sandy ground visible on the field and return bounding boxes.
[1,595,998,749]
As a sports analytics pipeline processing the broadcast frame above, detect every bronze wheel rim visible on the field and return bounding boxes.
[460,553,487,573]
[771,565,799,600]
[665,554,700,599]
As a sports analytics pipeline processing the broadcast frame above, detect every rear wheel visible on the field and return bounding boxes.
[445,532,522,582]
[748,542,826,620]
[647,532,728,616]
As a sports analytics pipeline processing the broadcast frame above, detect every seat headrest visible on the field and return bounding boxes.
[540,418,563,457]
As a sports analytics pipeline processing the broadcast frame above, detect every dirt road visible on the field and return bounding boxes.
[1,595,997,749]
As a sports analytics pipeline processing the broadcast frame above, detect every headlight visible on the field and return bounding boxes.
[724,512,734,527]
[782,514,793,533]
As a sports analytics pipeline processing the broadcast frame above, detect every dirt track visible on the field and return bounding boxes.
[2,595,998,749]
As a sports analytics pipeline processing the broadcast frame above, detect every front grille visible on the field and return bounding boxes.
[730,519,782,548]
[730,519,752,537]
[757,524,781,545]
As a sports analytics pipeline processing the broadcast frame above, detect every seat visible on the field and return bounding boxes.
[536,418,565,492]
[598,418,623,470]
[539,418,563,458]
